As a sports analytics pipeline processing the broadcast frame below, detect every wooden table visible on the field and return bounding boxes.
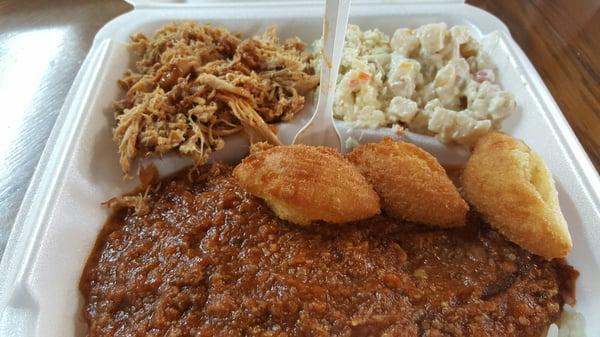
[469,0,600,170]
[0,0,598,259]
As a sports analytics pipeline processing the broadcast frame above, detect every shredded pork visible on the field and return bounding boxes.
[113,22,318,176]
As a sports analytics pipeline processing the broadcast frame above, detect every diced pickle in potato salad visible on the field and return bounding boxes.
[312,23,517,145]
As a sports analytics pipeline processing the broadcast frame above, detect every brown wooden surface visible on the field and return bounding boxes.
[0,0,598,258]
[467,0,600,171]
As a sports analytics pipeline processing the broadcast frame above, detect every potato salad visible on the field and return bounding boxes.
[313,23,517,145]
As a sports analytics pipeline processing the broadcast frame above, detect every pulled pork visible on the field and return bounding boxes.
[113,22,318,176]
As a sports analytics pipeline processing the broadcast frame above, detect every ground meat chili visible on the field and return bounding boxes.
[80,165,577,337]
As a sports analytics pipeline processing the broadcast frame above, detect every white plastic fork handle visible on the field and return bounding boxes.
[320,0,351,100]
[292,0,350,148]
[315,0,350,127]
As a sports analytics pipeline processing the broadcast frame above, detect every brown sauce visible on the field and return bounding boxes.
[80,165,577,337]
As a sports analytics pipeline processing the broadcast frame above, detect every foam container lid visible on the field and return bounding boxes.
[1,1,599,336]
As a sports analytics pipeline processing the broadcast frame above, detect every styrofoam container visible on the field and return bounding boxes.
[1,1,599,336]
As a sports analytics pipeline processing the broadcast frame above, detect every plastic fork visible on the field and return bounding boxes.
[292,0,351,150]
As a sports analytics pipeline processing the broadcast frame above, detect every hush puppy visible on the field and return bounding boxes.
[462,132,572,259]
[348,138,469,227]
[233,144,381,225]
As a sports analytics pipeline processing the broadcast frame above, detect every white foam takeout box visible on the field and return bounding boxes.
[1,0,599,336]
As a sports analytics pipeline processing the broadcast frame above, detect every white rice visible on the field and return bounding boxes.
[544,305,586,337]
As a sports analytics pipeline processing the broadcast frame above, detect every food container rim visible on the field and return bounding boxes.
[124,0,466,9]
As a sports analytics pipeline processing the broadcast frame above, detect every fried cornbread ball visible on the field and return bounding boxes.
[348,138,468,227]
[462,132,572,259]
[233,145,381,225]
